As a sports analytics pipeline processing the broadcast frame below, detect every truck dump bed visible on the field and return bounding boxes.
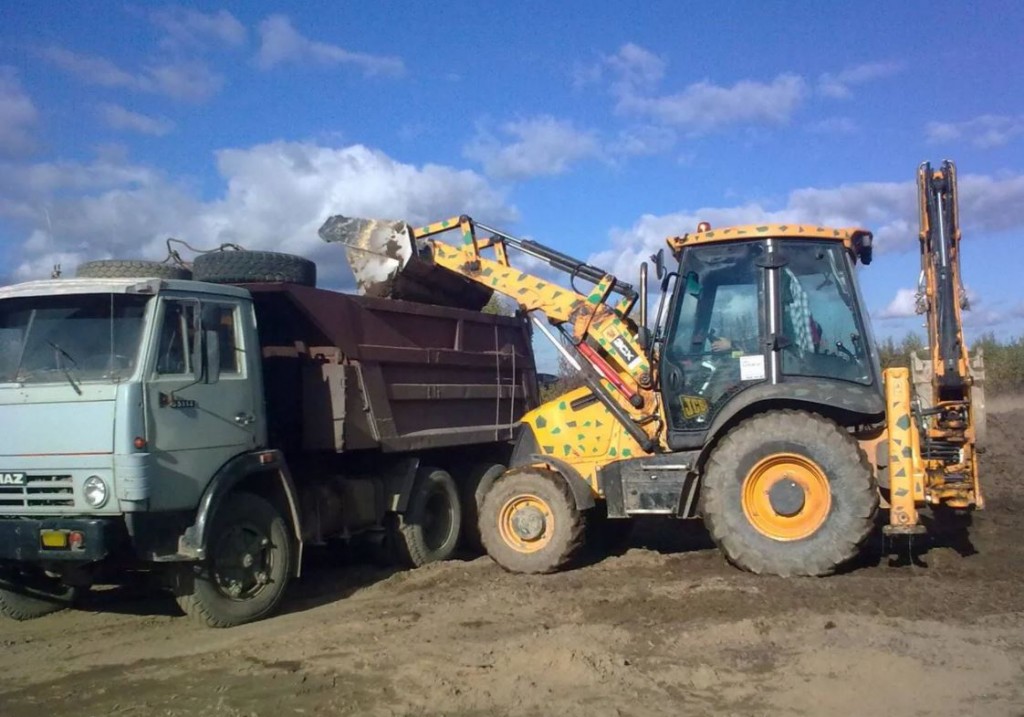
[246,284,538,454]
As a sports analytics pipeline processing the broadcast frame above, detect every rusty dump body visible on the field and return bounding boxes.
[245,282,538,458]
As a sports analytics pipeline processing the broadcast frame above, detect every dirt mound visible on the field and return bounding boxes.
[2,411,1022,716]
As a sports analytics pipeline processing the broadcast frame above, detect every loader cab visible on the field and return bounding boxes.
[657,227,883,450]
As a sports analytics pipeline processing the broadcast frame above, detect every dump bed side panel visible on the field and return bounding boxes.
[248,284,538,454]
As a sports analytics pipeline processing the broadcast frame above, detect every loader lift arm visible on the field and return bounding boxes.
[319,214,662,452]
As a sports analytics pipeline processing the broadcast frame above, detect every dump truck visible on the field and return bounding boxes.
[324,160,983,577]
[0,250,537,626]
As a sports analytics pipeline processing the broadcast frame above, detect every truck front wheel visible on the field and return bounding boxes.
[176,492,293,628]
[0,569,77,620]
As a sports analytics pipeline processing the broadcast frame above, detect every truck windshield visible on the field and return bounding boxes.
[0,294,150,384]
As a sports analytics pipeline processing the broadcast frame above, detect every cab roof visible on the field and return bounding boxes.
[0,277,252,301]
[666,223,874,264]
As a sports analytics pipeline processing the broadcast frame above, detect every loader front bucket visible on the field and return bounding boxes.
[910,349,987,445]
[318,215,493,310]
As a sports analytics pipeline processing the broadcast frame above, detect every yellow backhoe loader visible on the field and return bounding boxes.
[318,160,983,577]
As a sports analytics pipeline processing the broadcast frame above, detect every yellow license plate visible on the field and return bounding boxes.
[40,530,68,549]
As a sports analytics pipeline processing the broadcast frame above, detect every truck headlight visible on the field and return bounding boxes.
[83,476,109,508]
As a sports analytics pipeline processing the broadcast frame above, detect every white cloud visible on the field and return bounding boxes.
[585,173,1024,282]
[818,61,904,99]
[587,43,807,133]
[98,104,175,136]
[0,66,38,155]
[619,73,807,132]
[926,115,1024,149]
[41,47,222,102]
[463,116,600,179]
[607,125,677,157]
[878,288,919,319]
[0,142,513,285]
[255,15,404,76]
[150,7,247,49]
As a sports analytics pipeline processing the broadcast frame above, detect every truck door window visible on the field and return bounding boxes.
[206,304,241,375]
[155,301,197,375]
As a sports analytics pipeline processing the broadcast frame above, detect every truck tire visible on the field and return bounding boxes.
[76,259,192,280]
[0,571,77,620]
[480,469,585,574]
[192,250,316,287]
[176,492,293,628]
[391,467,462,567]
[701,410,878,577]
[460,462,507,553]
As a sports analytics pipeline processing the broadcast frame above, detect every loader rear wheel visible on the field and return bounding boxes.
[480,469,585,574]
[702,410,878,577]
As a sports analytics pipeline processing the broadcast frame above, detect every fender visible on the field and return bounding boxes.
[178,450,304,574]
[528,454,596,510]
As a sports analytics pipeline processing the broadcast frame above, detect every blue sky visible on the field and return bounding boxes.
[1,2,1023,371]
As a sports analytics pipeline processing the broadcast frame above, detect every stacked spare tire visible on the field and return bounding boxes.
[76,251,317,287]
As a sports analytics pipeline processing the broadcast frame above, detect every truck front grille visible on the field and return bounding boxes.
[0,475,75,508]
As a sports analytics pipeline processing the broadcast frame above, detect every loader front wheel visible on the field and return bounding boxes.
[480,469,585,574]
[702,410,878,577]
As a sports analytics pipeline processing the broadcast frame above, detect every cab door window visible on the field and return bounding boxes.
[662,241,766,431]
[155,300,197,376]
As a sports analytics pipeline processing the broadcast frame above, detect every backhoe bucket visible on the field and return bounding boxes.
[910,349,987,445]
[318,215,492,310]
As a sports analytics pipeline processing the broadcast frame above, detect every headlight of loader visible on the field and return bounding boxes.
[83,476,109,508]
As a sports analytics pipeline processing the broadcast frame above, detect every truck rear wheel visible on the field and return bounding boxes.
[176,492,293,628]
[192,250,316,287]
[480,469,585,574]
[0,570,77,620]
[702,410,878,577]
[391,467,462,567]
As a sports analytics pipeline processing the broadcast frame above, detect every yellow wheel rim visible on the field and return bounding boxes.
[741,453,831,541]
[498,494,555,553]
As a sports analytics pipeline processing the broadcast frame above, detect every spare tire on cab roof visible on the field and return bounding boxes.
[76,259,192,280]
[191,250,316,287]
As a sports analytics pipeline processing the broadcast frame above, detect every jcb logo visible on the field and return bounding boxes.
[681,396,708,419]
[0,472,26,486]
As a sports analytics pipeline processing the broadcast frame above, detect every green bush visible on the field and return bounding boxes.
[877,331,1024,393]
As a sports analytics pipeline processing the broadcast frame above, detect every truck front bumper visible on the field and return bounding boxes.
[0,517,122,562]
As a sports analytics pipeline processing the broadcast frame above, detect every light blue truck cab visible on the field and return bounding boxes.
[0,269,537,627]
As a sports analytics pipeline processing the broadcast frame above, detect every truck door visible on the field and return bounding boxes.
[144,296,259,511]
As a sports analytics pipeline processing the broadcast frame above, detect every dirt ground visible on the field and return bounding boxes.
[2,407,1023,717]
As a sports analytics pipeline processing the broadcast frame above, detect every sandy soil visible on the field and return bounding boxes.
[2,408,1023,717]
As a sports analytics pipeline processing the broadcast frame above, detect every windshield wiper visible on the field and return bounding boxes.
[46,340,82,395]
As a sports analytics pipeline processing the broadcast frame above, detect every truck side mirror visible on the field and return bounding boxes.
[651,249,666,281]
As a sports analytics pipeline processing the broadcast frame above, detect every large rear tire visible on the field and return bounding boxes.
[702,410,878,577]
[480,469,585,574]
[176,492,293,628]
[76,259,191,280]
[192,250,316,287]
[391,467,462,567]
[0,570,78,620]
